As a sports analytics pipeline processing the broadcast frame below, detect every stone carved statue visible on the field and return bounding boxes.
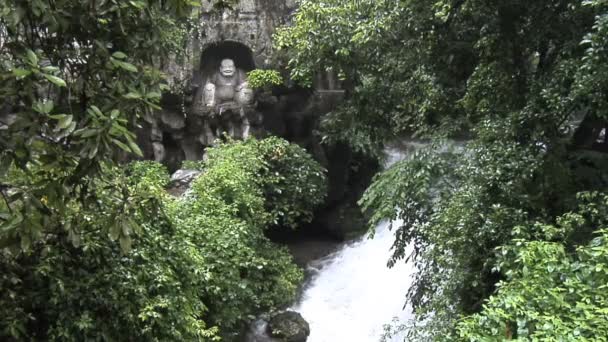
[203,59,253,107]
[145,50,265,169]
[201,58,255,139]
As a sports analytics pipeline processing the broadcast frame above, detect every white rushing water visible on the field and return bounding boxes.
[292,147,417,342]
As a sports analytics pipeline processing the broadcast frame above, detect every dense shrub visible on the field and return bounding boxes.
[257,137,327,228]
[246,69,283,89]
[0,166,218,341]
[201,137,328,229]
[0,137,326,341]
[457,193,608,340]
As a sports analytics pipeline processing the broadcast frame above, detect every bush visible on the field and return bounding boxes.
[457,193,608,340]
[201,137,327,229]
[257,137,327,228]
[125,161,171,187]
[0,137,327,341]
[0,164,218,341]
[181,160,206,171]
[246,69,283,89]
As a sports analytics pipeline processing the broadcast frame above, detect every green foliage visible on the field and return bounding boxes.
[126,161,171,188]
[247,69,284,89]
[181,159,206,171]
[256,137,328,228]
[281,0,608,339]
[170,138,313,336]
[201,137,328,229]
[0,138,325,340]
[0,0,327,340]
[0,163,219,341]
[457,193,608,341]
[362,140,549,337]
[0,0,197,252]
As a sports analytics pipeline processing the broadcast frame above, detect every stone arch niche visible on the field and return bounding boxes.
[196,41,256,87]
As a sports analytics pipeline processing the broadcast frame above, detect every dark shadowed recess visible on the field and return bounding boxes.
[197,41,256,85]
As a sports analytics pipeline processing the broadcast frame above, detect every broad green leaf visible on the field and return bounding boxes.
[74,128,99,138]
[41,101,54,114]
[12,68,31,77]
[126,137,143,157]
[49,114,68,120]
[26,49,38,66]
[57,115,73,129]
[128,1,146,9]
[145,91,162,99]
[119,235,132,253]
[41,66,60,73]
[112,51,127,59]
[118,61,138,72]
[143,100,162,110]
[68,229,81,247]
[87,143,99,159]
[57,121,77,139]
[89,105,103,117]
[111,138,132,153]
[43,74,66,87]
[124,92,142,100]
[108,223,121,241]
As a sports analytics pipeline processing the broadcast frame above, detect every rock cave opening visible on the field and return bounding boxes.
[162,133,185,172]
[198,41,256,85]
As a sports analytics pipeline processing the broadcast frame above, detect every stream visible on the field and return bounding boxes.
[245,145,419,342]
[291,146,417,342]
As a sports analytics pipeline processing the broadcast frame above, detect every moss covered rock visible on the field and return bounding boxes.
[267,311,310,342]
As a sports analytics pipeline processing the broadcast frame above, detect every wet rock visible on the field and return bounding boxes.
[317,201,368,240]
[167,169,201,196]
[267,311,310,342]
[161,110,186,130]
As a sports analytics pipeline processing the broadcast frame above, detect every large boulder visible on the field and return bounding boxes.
[267,311,310,342]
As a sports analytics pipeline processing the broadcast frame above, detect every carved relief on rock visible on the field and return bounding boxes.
[197,58,258,140]
[202,58,254,108]
[144,43,264,169]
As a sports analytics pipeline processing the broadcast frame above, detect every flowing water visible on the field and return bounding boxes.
[291,146,418,342]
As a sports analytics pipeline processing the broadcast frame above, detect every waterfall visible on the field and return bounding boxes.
[292,145,418,342]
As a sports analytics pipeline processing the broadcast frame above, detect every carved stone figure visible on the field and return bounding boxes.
[197,58,258,141]
[236,81,254,105]
[152,142,165,162]
[203,83,216,107]
[203,59,253,107]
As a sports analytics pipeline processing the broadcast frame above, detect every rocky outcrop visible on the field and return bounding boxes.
[244,311,310,342]
[166,169,202,197]
[267,311,310,342]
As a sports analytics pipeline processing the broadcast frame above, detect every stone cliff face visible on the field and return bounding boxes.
[139,0,378,239]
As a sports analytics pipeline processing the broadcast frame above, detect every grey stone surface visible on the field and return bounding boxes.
[244,311,310,342]
[267,311,310,342]
[143,0,299,167]
[167,169,202,197]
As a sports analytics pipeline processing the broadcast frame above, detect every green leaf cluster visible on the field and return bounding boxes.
[0,162,219,341]
[246,69,284,90]
[0,137,326,340]
[0,0,196,252]
[457,193,608,341]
